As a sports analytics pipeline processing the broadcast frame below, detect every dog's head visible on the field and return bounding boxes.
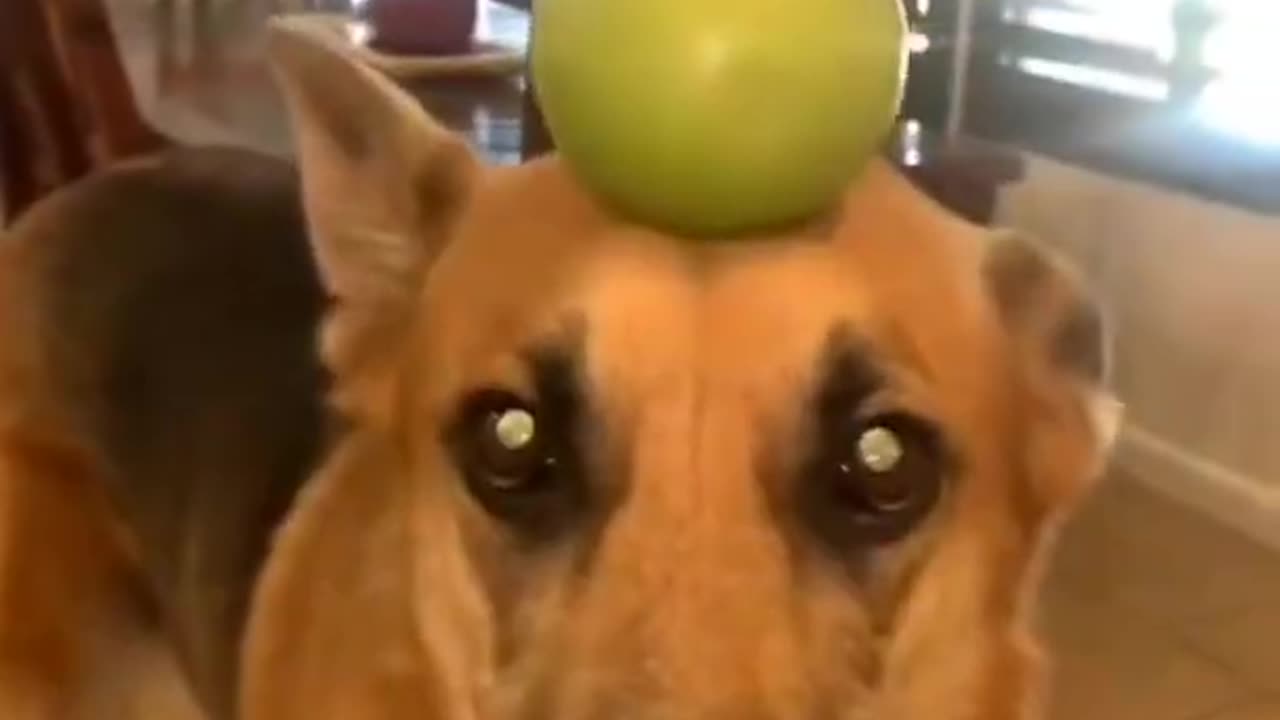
[245,22,1118,720]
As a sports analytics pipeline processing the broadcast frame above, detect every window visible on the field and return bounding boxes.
[1003,0,1176,59]
[1198,3,1280,144]
[998,0,1280,144]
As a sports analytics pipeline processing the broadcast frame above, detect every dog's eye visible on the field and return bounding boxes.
[450,389,581,536]
[811,413,944,545]
[457,391,553,492]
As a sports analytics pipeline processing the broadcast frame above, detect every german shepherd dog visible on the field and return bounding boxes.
[0,19,1118,720]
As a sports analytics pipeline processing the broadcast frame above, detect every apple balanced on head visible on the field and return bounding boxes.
[532,0,908,237]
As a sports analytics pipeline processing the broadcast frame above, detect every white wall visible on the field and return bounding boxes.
[997,154,1280,551]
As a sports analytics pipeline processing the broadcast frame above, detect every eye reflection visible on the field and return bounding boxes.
[857,425,904,474]
[494,407,537,452]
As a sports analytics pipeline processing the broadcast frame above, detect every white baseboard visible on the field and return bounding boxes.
[1116,424,1280,553]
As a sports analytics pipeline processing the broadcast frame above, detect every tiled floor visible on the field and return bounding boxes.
[1042,474,1280,720]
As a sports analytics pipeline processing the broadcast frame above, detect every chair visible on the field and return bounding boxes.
[0,0,163,224]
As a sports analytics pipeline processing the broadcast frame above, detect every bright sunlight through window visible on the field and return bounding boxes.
[1004,0,1280,145]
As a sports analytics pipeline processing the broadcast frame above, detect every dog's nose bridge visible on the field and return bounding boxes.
[600,378,801,682]
[622,374,779,563]
[564,315,841,718]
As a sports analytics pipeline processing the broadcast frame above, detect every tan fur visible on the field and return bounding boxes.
[0,18,1116,720]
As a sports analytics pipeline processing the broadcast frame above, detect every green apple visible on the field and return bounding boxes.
[532,0,907,237]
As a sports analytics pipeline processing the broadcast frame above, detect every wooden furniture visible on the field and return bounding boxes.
[1,0,89,221]
[0,0,163,223]
[51,0,1022,227]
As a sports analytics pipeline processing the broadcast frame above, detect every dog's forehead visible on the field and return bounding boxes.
[420,159,1000,409]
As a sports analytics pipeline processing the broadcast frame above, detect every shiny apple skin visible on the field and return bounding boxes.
[532,0,907,236]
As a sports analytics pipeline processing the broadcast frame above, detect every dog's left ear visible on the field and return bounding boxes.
[267,18,478,383]
[983,231,1122,510]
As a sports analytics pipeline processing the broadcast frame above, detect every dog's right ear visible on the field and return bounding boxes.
[983,231,1121,514]
[267,18,478,385]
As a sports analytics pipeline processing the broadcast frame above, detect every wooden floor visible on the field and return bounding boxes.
[1044,475,1280,720]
